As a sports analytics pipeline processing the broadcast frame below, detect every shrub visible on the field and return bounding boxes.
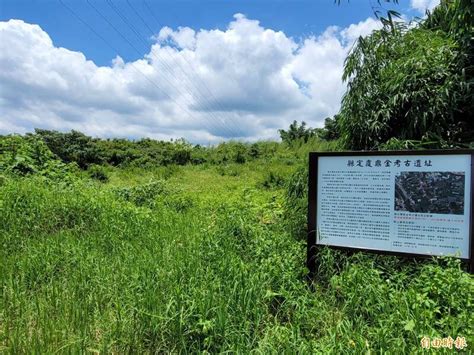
[216,165,240,177]
[35,129,105,168]
[163,193,195,213]
[113,179,169,208]
[0,134,78,181]
[88,164,109,182]
[259,171,286,189]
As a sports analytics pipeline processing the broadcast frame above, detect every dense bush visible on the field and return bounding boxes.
[113,179,170,208]
[338,0,473,150]
[35,129,104,168]
[259,170,286,189]
[88,164,109,182]
[0,134,78,181]
[2,130,289,170]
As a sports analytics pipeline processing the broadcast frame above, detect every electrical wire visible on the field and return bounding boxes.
[100,0,237,138]
[58,0,231,140]
[132,0,245,137]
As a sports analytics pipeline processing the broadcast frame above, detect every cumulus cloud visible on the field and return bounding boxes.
[410,0,440,13]
[341,17,382,44]
[157,26,196,50]
[0,15,381,143]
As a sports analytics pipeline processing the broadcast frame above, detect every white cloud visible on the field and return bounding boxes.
[340,17,381,44]
[157,26,196,50]
[410,0,440,13]
[0,15,381,143]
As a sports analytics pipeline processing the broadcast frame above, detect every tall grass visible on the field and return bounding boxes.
[1,165,473,353]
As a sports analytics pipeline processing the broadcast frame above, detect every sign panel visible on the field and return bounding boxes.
[307,150,473,270]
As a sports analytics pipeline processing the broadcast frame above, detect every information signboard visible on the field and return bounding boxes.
[307,150,474,273]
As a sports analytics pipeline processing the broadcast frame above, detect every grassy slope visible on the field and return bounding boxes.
[1,160,473,353]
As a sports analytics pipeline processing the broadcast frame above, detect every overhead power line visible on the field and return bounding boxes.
[137,0,245,136]
[86,0,235,138]
[58,0,236,140]
[104,0,237,138]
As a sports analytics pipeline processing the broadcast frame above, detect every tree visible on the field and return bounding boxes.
[338,0,473,150]
[279,120,316,144]
[34,129,104,168]
[318,115,341,141]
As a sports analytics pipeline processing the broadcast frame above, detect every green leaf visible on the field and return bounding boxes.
[404,319,415,331]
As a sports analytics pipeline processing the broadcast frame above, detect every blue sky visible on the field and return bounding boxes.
[1,0,418,66]
[0,0,436,142]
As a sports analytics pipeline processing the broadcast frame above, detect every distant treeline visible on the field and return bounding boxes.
[0,129,276,169]
[0,126,341,176]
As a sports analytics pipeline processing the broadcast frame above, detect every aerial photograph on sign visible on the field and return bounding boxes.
[394,171,465,215]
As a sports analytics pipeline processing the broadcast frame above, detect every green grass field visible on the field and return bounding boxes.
[1,153,473,353]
